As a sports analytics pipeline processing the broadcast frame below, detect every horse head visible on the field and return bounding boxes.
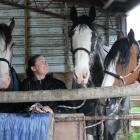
[0,18,15,89]
[70,7,98,86]
[102,29,139,86]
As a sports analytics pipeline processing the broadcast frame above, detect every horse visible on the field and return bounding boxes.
[102,29,140,140]
[70,7,109,87]
[0,18,21,112]
[69,6,110,140]
[0,17,19,91]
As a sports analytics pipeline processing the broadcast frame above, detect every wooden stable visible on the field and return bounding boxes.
[0,0,140,139]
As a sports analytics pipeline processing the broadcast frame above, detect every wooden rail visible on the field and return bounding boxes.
[0,83,140,103]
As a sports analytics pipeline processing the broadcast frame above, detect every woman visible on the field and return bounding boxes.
[21,54,67,113]
[21,54,66,90]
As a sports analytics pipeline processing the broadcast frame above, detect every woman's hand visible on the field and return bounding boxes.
[29,103,53,113]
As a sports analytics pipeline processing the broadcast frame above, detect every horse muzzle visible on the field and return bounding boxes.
[74,69,90,85]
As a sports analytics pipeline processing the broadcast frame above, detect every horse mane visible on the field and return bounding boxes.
[75,15,93,29]
[69,15,94,37]
[104,38,130,69]
[104,29,138,70]
[0,23,12,49]
[90,54,104,87]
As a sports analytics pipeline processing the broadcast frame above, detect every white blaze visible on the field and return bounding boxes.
[72,25,92,84]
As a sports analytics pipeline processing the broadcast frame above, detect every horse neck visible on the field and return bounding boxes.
[95,45,105,69]
[101,54,118,87]
[90,51,104,87]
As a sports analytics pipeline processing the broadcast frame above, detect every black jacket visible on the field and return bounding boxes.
[7,74,67,113]
[21,74,66,91]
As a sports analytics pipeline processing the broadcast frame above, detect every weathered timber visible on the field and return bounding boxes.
[55,114,140,121]
[85,114,140,121]
[0,83,139,103]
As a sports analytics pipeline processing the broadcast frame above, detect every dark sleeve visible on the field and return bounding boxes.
[20,79,31,91]
[45,76,67,90]
[52,78,67,89]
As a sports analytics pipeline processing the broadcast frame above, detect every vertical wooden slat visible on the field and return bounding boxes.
[120,15,127,36]
[64,1,71,72]
[105,14,110,46]
[24,0,29,69]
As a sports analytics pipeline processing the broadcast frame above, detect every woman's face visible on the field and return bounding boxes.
[31,56,48,76]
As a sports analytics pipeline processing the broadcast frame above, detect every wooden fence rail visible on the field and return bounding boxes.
[0,83,140,103]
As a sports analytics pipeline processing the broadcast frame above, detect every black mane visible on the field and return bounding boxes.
[104,29,139,70]
[104,38,131,69]
[0,23,12,49]
[71,15,93,30]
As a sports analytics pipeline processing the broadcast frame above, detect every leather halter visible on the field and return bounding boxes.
[0,58,16,91]
[71,47,90,56]
[0,58,11,68]
[71,47,91,66]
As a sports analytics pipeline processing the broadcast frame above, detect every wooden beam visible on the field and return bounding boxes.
[0,0,65,19]
[0,83,140,103]
[103,0,115,9]
[85,114,140,121]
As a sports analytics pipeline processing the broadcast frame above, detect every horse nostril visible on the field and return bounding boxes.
[74,72,78,80]
[83,75,86,79]
[83,72,88,79]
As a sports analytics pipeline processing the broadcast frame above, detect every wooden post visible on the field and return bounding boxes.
[105,14,110,46]
[64,1,71,72]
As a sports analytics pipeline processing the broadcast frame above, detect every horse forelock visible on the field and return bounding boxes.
[70,14,93,36]
[78,15,93,28]
[104,38,131,69]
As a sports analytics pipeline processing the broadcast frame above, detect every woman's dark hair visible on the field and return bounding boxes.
[26,54,41,78]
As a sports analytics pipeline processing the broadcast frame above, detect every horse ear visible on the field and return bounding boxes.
[9,17,15,33]
[89,6,96,22]
[128,28,135,39]
[128,29,135,42]
[70,7,78,23]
